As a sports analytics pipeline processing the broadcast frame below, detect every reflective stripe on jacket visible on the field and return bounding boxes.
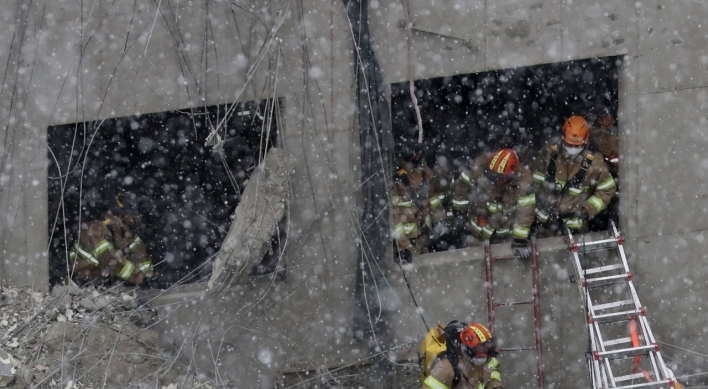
[421,355,502,389]
[532,137,616,220]
[392,160,434,250]
[453,152,536,239]
[70,214,151,284]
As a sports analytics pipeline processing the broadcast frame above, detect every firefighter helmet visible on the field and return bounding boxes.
[484,148,519,184]
[460,323,497,358]
[562,115,590,145]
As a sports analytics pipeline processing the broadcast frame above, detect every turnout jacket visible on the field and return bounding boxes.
[69,213,153,285]
[531,137,617,226]
[422,355,502,389]
[452,152,536,240]
[428,164,454,226]
[392,159,448,249]
[590,125,619,165]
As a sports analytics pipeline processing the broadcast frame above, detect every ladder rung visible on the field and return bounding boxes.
[614,372,648,382]
[586,274,629,288]
[585,263,623,275]
[612,380,672,389]
[499,346,536,352]
[598,344,655,360]
[570,226,673,389]
[602,336,632,346]
[574,238,619,251]
[493,301,533,307]
[592,309,643,324]
[593,299,634,311]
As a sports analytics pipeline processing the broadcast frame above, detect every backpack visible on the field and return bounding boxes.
[418,323,464,387]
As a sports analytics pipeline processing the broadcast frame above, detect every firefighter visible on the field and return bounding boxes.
[392,141,445,264]
[590,113,619,168]
[427,154,455,252]
[452,148,536,258]
[421,321,502,389]
[532,115,617,232]
[69,203,153,286]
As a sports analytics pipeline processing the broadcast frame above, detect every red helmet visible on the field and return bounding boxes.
[484,148,519,185]
[562,115,589,145]
[460,323,497,358]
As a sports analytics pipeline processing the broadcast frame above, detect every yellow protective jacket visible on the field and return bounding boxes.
[531,137,617,228]
[422,355,502,389]
[391,161,436,250]
[452,152,536,240]
[69,213,153,285]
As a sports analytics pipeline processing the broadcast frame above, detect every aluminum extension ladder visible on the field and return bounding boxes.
[566,221,679,389]
[485,237,545,389]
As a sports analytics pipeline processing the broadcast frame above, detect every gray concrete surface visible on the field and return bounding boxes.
[208,147,290,289]
[0,0,706,386]
[389,235,593,389]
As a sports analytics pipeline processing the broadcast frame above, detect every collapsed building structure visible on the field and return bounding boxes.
[0,0,707,387]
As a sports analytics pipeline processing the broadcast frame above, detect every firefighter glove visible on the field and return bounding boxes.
[511,238,531,259]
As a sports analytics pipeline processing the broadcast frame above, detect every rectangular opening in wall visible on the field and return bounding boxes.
[391,56,620,253]
[47,99,282,288]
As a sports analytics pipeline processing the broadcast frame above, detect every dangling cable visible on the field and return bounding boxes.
[400,0,424,144]
[395,246,429,331]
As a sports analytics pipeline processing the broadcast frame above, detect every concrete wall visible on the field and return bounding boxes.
[388,236,592,389]
[1,0,707,386]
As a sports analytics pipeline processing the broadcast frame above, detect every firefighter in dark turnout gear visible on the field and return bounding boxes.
[590,114,619,167]
[452,148,536,258]
[427,155,455,251]
[69,197,153,286]
[392,142,445,263]
[532,116,617,232]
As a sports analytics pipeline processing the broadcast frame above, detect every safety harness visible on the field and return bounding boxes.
[428,350,462,389]
[545,143,595,196]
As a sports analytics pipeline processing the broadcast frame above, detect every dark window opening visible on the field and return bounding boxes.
[391,56,620,252]
[47,100,281,288]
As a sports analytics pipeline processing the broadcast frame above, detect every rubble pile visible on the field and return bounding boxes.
[0,285,198,388]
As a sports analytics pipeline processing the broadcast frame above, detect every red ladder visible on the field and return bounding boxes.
[485,237,545,389]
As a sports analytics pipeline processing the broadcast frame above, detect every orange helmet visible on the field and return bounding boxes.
[484,148,519,184]
[460,323,497,358]
[562,116,589,145]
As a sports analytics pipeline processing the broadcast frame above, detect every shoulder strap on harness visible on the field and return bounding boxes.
[558,150,594,195]
[548,144,595,196]
[545,144,560,185]
[436,351,462,388]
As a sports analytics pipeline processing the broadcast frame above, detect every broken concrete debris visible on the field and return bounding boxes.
[0,286,204,388]
[208,147,291,289]
[0,348,15,387]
